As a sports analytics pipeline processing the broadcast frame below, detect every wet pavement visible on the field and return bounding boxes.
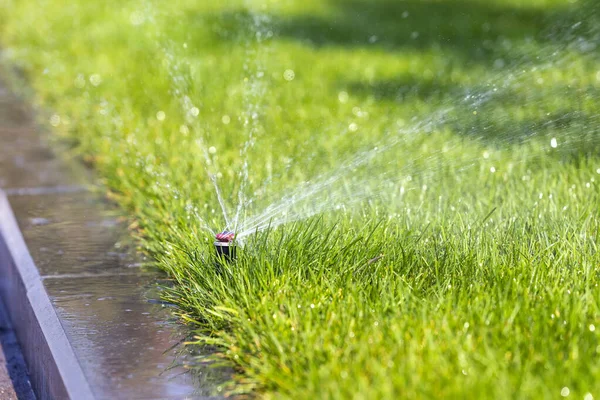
[0,76,219,398]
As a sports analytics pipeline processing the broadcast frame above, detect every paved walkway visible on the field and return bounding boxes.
[0,68,220,397]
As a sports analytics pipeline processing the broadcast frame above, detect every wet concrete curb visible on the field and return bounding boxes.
[0,190,95,400]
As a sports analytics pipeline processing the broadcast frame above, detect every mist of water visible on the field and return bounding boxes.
[146,0,600,241]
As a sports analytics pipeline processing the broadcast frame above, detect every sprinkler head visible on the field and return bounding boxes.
[214,231,236,261]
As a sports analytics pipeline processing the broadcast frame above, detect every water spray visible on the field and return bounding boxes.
[214,231,236,262]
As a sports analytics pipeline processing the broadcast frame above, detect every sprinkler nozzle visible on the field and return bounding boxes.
[214,231,236,261]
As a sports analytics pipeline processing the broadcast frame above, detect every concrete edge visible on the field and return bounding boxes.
[0,190,95,400]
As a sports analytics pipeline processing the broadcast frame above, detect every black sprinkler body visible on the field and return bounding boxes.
[214,231,236,262]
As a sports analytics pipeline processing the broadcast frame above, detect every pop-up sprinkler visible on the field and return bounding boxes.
[214,231,236,261]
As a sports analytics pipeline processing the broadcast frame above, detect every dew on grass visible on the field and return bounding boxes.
[483,151,490,159]
[584,393,594,400]
[561,387,570,397]
[190,107,199,116]
[283,69,295,81]
[74,74,86,88]
[590,324,596,332]
[89,74,102,86]
[49,114,61,127]
[551,137,558,148]
[338,91,349,103]
[208,146,217,154]
[129,11,144,25]
[402,11,409,18]
[222,115,231,124]
[156,111,166,121]
[179,125,189,135]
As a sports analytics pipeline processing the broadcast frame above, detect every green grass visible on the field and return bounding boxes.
[2,0,600,398]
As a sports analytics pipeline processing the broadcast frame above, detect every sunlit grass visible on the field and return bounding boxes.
[1,0,600,398]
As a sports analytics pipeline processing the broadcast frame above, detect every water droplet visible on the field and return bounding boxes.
[369,35,378,43]
[402,11,409,18]
[551,137,558,148]
[156,111,166,121]
[190,107,199,117]
[584,393,594,400]
[222,115,231,124]
[74,74,86,88]
[490,166,496,173]
[180,125,189,135]
[129,11,145,25]
[411,31,419,40]
[561,387,570,397]
[208,146,217,154]
[89,74,102,86]
[596,168,600,174]
[494,59,506,69]
[49,114,61,127]
[349,123,358,132]
[283,69,295,81]
[483,151,490,159]
[590,324,596,332]
[338,91,349,103]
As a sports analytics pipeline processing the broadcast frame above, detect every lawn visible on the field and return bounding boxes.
[1,0,600,398]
